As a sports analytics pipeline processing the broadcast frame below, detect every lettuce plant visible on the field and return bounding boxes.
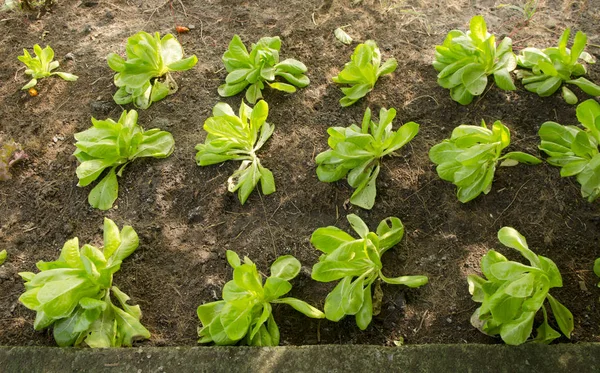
[218,35,309,104]
[433,15,516,105]
[468,227,573,345]
[107,31,198,109]
[18,44,78,90]
[429,120,540,203]
[195,100,275,204]
[74,110,174,210]
[311,214,428,330]
[0,140,28,181]
[516,28,599,104]
[538,99,600,201]
[332,40,397,107]
[19,218,150,347]
[197,251,325,346]
[315,107,419,209]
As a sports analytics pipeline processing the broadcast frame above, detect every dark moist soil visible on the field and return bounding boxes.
[1,0,600,347]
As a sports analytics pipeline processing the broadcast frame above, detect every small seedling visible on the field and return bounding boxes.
[429,120,540,203]
[107,31,198,109]
[74,110,175,210]
[19,218,150,347]
[311,214,428,329]
[316,107,419,209]
[516,28,600,104]
[18,45,78,90]
[197,251,325,346]
[218,35,309,104]
[468,227,573,345]
[538,99,600,201]
[433,15,517,105]
[332,40,397,106]
[195,100,275,204]
[0,140,28,181]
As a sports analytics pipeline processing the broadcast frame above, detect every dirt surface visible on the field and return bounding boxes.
[1,0,600,347]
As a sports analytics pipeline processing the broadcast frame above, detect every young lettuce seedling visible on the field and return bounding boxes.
[516,28,599,104]
[19,218,150,347]
[315,107,419,209]
[195,100,275,204]
[0,140,28,181]
[332,40,397,107]
[311,214,428,330]
[429,120,540,203]
[218,35,309,104]
[538,99,600,201]
[74,110,175,210]
[468,227,573,345]
[433,15,516,105]
[197,251,325,346]
[107,31,198,109]
[18,44,78,90]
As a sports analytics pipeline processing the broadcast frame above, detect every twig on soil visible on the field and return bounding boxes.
[414,309,428,334]
[403,95,439,108]
[14,66,25,81]
[177,0,187,17]
[0,18,16,22]
[90,77,107,86]
[590,43,600,49]
[492,177,532,226]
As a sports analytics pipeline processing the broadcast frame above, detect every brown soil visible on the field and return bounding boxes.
[1,0,600,347]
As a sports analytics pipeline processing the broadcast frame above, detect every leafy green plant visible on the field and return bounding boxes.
[429,120,540,203]
[433,15,517,105]
[310,214,428,329]
[315,107,419,209]
[74,110,175,210]
[197,251,325,346]
[107,31,198,109]
[0,249,6,266]
[19,218,150,347]
[332,40,397,107]
[0,140,28,181]
[218,35,309,104]
[497,0,538,22]
[18,44,78,90]
[516,28,599,104]
[538,99,600,201]
[195,100,275,204]
[468,227,573,345]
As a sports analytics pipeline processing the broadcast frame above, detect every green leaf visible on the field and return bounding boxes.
[547,294,573,338]
[0,249,7,266]
[462,64,488,96]
[226,250,241,268]
[311,260,372,282]
[270,255,301,280]
[355,284,373,330]
[380,273,429,287]
[346,214,369,238]
[323,277,351,321]
[220,303,251,341]
[267,82,297,93]
[497,227,540,267]
[500,311,535,345]
[263,277,292,300]
[271,298,325,318]
[311,226,356,254]
[334,28,353,45]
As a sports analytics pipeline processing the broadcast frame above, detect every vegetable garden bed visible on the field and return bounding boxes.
[1,0,600,349]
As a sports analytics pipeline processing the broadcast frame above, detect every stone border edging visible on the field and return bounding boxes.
[1,343,598,372]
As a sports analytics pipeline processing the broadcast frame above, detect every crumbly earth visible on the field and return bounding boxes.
[0,0,599,347]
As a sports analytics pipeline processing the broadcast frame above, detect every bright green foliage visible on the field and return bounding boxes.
[197,251,325,346]
[310,214,428,330]
[538,99,600,202]
[429,120,540,203]
[218,35,309,104]
[594,258,600,287]
[107,31,198,109]
[0,140,28,181]
[315,107,419,209]
[0,249,6,266]
[468,227,573,345]
[18,44,78,90]
[18,218,150,347]
[74,110,175,210]
[195,100,275,204]
[433,15,516,105]
[332,40,397,107]
[516,28,599,104]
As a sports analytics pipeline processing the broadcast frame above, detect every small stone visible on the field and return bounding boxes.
[90,101,115,116]
[105,10,114,19]
[83,25,92,34]
[64,52,75,61]
[188,206,203,223]
[63,222,74,235]
[188,24,195,29]
[579,281,589,292]
[446,317,452,323]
